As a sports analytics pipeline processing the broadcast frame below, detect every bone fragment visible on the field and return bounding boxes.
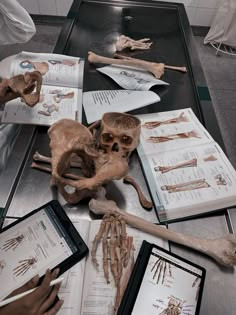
[89,198,236,267]
[123,175,153,210]
[115,35,153,51]
[88,51,187,79]
[31,162,84,180]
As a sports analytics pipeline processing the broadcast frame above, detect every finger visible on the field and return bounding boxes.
[45,299,64,315]
[31,269,53,301]
[40,282,62,314]
[6,274,39,297]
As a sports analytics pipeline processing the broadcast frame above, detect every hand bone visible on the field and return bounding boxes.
[89,198,236,267]
[88,51,187,79]
[115,35,153,51]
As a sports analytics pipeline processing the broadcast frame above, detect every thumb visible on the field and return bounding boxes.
[8,274,40,297]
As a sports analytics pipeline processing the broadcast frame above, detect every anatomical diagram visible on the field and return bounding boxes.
[147,130,201,143]
[91,212,135,312]
[161,179,210,193]
[142,112,189,129]
[151,257,172,285]
[2,234,25,251]
[13,257,37,276]
[155,158,198,174]
[159,297,183,315]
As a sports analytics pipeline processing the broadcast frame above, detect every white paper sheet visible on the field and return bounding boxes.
[83,89,160,123]
[97,65,169,90]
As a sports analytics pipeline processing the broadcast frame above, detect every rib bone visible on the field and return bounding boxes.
[89,197,236,267]
[88,51,187,79]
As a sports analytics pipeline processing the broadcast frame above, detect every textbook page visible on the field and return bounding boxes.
[80,220,168,314]
[10,51,83,89]
[58,219,90,315]
[2,86,82,125]
[83,90,160,123]
[97,65,169,90]
[140,141,236,222]
[137,108,214,155]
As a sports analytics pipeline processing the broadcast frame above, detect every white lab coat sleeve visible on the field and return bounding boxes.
[0,0,36,45]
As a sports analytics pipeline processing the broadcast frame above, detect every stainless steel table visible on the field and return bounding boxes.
[0,1,235,313]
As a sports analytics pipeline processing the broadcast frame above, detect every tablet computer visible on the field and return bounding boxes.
[0,200,88,301]
[118,240,206,315]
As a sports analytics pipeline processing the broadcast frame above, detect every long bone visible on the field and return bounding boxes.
[88,51,187,79]
[89,197,236,267]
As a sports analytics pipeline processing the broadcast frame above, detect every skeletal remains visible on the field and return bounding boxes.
[32,112,142,204]
[4,71,42,106]
[89,190,236,268]
[88,51,187,79]
[115,35,153,51]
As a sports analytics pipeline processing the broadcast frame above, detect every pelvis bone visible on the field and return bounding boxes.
[34,113,141,204]
[7,71,42,106]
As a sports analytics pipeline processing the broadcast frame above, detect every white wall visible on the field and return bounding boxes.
[18,0,221,26]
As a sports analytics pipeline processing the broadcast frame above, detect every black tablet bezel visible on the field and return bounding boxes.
[118,240,206,315]
[0,200,89,279]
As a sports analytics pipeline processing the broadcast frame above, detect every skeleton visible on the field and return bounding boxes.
[2,234,25,251]
[91,212,135,313]
[142,112,188,129]
[147,131,200,143]
[4,71,42,106]
[115,35,153,51]
[13,257,37,276]
[89,191,236,267]
[215,174,227,185]
[88,51,187,79]
[32,112,141,204]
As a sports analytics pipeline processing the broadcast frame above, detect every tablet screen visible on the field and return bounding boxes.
[0,204,78,301]
[131,246,204,315]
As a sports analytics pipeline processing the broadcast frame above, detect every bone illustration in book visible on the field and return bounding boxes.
[2,234,25,251]
[0,260,6,272]
[159,297,183,315]
[151,257,173,285]
[142,112,188,129]
[155,154,218,174]
[215,174,227,186]
[161,179,210,193]
[13,257,37,277]
[147,131,201,143]
[155,158,198,173]
[91,212,135,313]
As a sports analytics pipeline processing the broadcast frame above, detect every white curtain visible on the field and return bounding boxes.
[204,0,236,48]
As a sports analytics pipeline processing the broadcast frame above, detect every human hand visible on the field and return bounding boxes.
[0,269,64,315]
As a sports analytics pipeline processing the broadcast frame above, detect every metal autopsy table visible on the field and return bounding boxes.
[0,0,235,313]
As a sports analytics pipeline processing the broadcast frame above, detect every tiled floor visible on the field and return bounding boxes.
[194,37,236,168]
[0,23,235,169]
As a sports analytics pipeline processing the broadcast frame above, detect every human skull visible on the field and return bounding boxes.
[99,112,141,158]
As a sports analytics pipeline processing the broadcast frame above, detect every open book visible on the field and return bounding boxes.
[136,108,236,223]
[1,51,84,126]
[57,219,168,315]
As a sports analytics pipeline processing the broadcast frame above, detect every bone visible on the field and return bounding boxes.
[89,197,236,267]
[123,175,153,210]
[31,162,84,180]
[88,51,187,79]
[115,35,153,51]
